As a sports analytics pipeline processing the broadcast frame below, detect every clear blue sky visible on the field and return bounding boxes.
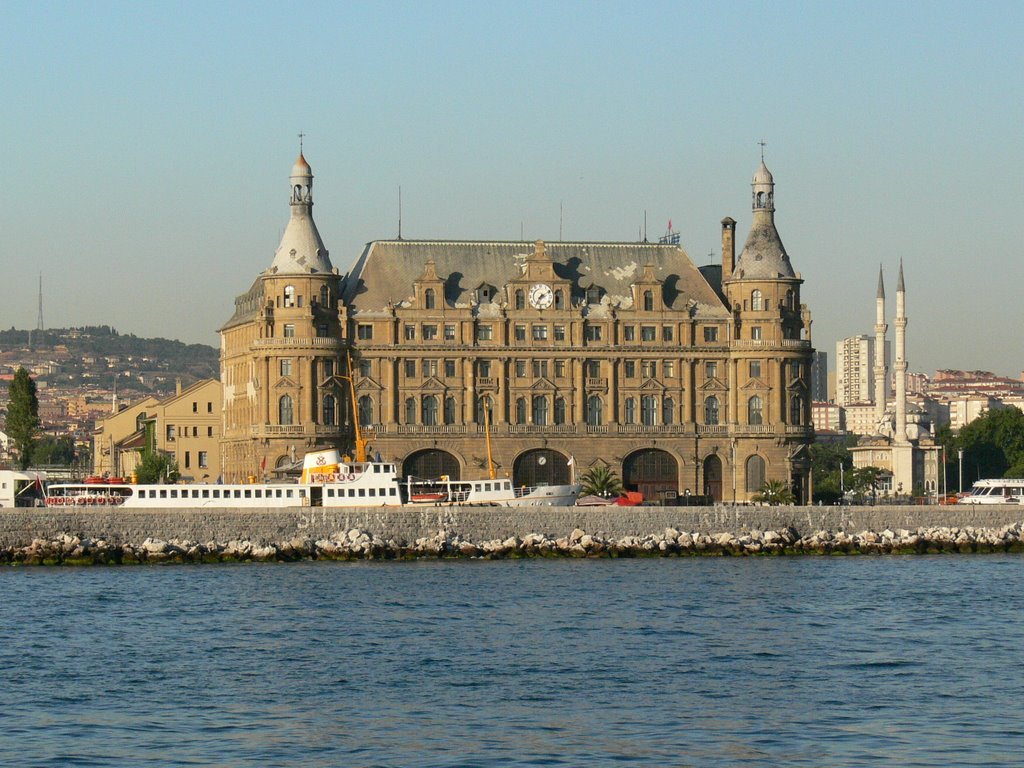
[2,1,1021,377]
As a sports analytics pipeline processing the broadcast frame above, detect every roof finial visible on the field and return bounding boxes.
[298,132,305,154]
[758,139,767,161]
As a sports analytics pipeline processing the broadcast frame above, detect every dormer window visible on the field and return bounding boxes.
[515,289,525,310]
[643,290,654,311]
[424,288,436,310]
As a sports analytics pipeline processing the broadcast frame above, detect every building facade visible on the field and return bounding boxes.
[220,155,815,502]
[93,379,221,481]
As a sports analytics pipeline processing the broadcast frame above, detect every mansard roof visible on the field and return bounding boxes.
[341,240,729,316]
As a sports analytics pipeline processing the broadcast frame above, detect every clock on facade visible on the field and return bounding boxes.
[528,283,554,309]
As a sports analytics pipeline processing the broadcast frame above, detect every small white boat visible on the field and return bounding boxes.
[956,478,1024,504]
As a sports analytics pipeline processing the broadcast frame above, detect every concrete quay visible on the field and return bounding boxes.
[1,504,1023,564]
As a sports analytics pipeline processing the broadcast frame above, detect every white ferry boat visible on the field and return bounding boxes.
[43,450,579,509]
[956,479,1024,504]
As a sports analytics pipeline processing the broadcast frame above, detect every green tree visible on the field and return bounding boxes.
[810,436,856,504]
[32,435,76,466]
[5,367,40,469]
[955,406,1024,483]
[580,465,623,498]
[850,466,885,504]
[752,479,796,505]
[134,450,180,484]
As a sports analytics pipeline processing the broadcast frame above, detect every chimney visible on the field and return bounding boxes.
[721,217,736,280]
[175,377,182,396]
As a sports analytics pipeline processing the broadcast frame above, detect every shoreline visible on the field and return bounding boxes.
[1,503,1021,564]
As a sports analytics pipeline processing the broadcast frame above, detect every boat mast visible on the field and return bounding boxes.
[343,350,368,463]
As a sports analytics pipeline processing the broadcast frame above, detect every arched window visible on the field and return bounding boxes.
[756,191,765,208]
[704,396,720,425]
[284,285,295,308]
[751,289,763,311]
[746,455,766,492]
[532,395,548,426]
[405,397,416,424]
[515,397,527,425]
[322,395,336,426]
[644,290,654,311]
[422,395,438,426]
[748,395,763,425]
[424,288,436,309]
[554,289,564,310]
[444,396,456,425]
[358,395,374,427]
[554,397,566,425]
[641,395,657,426]
[790,395,803,425]
[662,397,675,425]
[624,397,637,424]
[785,289,794,310]
[586,395,603,426]
[320,285,330,306]
[278,395,294,425]
[515,289,525,310]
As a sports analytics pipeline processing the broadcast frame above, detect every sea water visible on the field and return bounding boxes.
[1,556,1022,767]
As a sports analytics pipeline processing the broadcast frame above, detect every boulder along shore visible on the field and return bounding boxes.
[4,522,1024,565]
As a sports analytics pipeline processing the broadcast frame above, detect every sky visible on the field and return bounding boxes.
[2,1,1021,378]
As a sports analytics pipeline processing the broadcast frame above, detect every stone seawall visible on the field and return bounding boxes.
[3,504,1024,549]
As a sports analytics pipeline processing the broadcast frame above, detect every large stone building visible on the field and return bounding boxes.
[220,154,814,502]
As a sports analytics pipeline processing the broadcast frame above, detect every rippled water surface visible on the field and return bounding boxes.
[2,557,1022,767]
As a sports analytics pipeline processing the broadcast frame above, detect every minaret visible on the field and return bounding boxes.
[873,265,887,426]
[894,261,908,444]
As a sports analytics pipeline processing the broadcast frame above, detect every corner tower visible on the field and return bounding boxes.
[723,157,813,502]
[219,150,347,482]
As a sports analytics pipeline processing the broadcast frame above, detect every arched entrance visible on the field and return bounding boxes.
[703,454,723,502]
[623,449,679,504]
[402,449,460,480]
[513,449,570,488]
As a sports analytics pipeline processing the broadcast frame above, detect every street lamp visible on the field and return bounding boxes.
[958,449,963,495]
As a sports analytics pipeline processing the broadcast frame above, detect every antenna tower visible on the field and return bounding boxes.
[37,272,44,331]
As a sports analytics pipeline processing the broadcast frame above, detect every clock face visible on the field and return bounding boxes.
[528,283,554,309]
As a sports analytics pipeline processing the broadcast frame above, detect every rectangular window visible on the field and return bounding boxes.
[476,325,493,341]
[703,326,719,342]
[625,361,636,378]
[641,326,656,341]
[532,325,548,341]
[192,402,198,413]
[317,324,328,337]
[642,361,656,378]
[533,360,549,378]
[444,324,456,341]
[664,361,675,378]
[166,425,175,441]
[283,324,295,338]
[706,362,718,379]
[624,326,636,342]
[207,402,213,413]
[422,359,437,377]
[554,360,566,378]
[280,358,292,376]
[199,451,208,469]
[359,360,371,376]
[208,426,214,437]
[422,324,438,340]
[445,360,456,378]
[585,325,603,342]
[586,360,600,377]
[554,325,566,342]
[357,324,373,340]
[516,360,526,377]
[478,360,491,377]
[323,360,334,378]
[663,325,674,342]
[751,326,762,340]
[184,451,191,469]
[404,360,416,378]
[404,325,416,341]
[749,361,762,378]
[514,325,527,342]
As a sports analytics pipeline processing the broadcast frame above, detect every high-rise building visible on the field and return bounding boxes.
[811,350,829,402]
[835,335,891,407]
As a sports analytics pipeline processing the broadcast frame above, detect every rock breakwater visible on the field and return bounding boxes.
[4,522,1022,565]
